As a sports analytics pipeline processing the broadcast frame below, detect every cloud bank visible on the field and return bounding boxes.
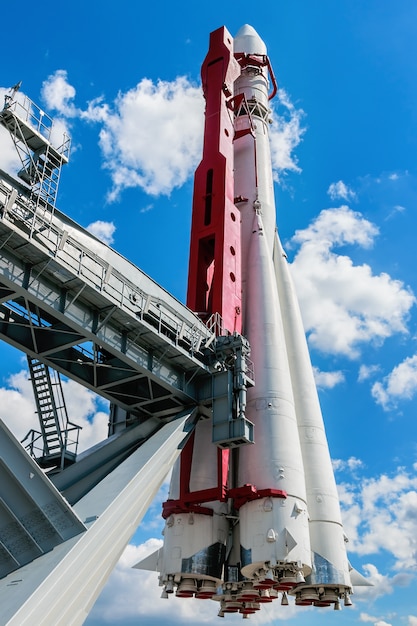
[23,70,306,201]
[289,206,415,358]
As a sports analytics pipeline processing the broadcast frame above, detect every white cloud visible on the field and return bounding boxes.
[83,77,204,199]
[292,205,378,248]
[358,364,381,382]
[313,366,344,388]
[0,88,27,174]
[360,615,393,626]
[328,180,357,201]
[89,82,306,199]
[0,369,37,442]
[333,456,363,473]
[289,207,415,357]
[408,617,417,626]
[4,73,306,202]
[86,220,116,245]
[0,124,21,174]
[41,70,77,117]
[60,377,108,452]
[385,204,406,221]
[269,89,305,179]
[354,564,412,606]
[371,354,417,410]
[339,468,417,572]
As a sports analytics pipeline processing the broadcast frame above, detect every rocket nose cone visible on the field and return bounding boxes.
[234,24,267,55]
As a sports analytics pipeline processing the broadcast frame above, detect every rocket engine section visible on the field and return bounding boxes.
[135,23,363,616]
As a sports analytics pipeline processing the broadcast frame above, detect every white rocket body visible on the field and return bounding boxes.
[234,24,352,605]
[159,419,229,597]
[233,25,311,585]
[137,23,355,612]
[273,235,351,594]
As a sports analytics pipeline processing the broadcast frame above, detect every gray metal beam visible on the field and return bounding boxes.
[0,420,86,580]
[0,170,216,421]
[1,411,192,626]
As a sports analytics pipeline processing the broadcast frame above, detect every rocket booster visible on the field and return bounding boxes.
[136,24,357,614]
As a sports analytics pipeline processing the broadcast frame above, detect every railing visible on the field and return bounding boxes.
[0,176,216,361]
[21,421,82,469]
[2,94,70,160]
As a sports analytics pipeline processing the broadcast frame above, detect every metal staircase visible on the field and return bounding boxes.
[0,82,70,215]
[23,357,81,470]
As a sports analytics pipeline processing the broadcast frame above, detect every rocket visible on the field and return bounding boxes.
[136,24,358,614]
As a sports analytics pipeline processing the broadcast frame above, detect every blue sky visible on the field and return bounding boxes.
[1,1,417,625]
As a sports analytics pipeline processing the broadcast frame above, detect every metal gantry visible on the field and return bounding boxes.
[0,170,215,419]
[0,84,256,625]
[0,84,70,214]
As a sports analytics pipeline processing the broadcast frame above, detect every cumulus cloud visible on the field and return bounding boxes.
[289,207,415,357]
[269,89,305,178]
[0,124,21,173]
[333,456,364,473]
[88,82,305,199]
[313,366,345,388]
[358,364,381,382]
[92,541,230,624]
[37,71,73,152]
[83,77,204,199]
[86,220,116,245]
[360,616,393,626]
[354,563,412,604]
[9,74,305,202]
[328,180,357,201]
[339,467,417,571]
[3,72,306,202]
[0,88,28,173]
[0,369,37,442]
[371,354,417,410]
[41,70,77,117]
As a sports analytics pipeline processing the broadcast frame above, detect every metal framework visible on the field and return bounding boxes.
[0,85,70,214]
[0,80,255,625]
[0,171,216,420]
[23,357,81,470]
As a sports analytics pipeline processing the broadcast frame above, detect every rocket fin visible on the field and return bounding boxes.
[133,548,163,573]
[349,564,373,587]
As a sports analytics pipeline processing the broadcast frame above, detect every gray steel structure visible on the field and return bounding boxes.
[0,87,254,624]
[0,170,215,421]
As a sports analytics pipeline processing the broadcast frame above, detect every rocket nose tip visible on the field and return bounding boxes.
[235,24,258,38]
[234,24,267,55]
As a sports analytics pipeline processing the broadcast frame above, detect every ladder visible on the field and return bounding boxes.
[24,357,81,470]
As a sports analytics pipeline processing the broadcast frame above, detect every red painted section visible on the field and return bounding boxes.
[228,484,287,510]
[162,429,229,518]
[162,501,214,519]
[163,27,243,517]
[186,26,242,335]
